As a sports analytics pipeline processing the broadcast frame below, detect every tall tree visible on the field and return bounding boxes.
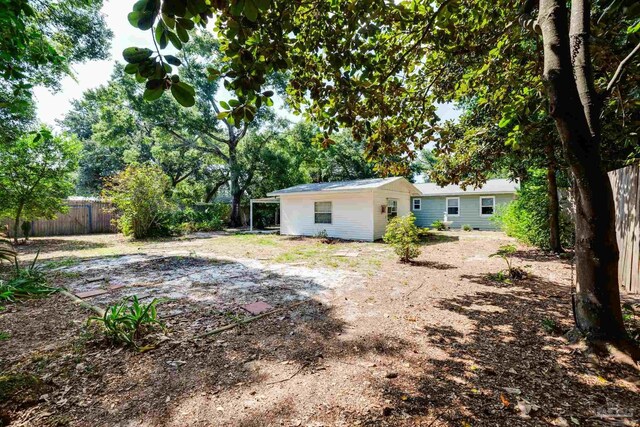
[0,129,79,243]
[0,0,112,132]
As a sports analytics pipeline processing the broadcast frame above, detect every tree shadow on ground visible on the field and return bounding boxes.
[512,249,574,264]
[410,260,458,270]
[421,233,460,246]
[12,238,109,255]
[373,274,640,426]
[0,253,412,427]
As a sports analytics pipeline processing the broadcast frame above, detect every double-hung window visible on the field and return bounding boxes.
[480,196,495,216]
[413,198,421,211]
[387,199,398,220]
[446,197,460,216]
[314,201,332,224]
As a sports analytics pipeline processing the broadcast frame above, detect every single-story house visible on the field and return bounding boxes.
[264,177,519,241]
[267,177,421,241]
[412,179,519,230]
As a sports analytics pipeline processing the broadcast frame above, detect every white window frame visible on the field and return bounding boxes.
[479,196,496,217]
[412,198,422,211]
[314,201,332,224]
[387,198,398,220]
[446,197,460,217]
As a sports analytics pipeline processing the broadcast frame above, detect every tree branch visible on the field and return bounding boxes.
[605,42,640,94]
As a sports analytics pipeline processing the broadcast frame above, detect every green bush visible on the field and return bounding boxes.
[492,169,574,250]
[103,164,175,239]
[431,220,447,231]
[383,213,422,262]
[170,203,230,233]
[462,224,472,231]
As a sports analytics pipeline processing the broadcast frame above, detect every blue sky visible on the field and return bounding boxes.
[34,0,459,127]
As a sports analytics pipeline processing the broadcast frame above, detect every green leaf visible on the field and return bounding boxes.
[171,82,196,107]
[124,63,139,74]
[254,0,270,12]
[230,0,245,16]
[164,55,182,66]
[176,26,190,43]
[220,100,230,109]
[244,0,258,21]
[143,85,164,101]
[167,32,182,49]
[123,47,153,63]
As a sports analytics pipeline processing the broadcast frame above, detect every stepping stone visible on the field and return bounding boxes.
[76,289,109,299]
[242,301,274,315]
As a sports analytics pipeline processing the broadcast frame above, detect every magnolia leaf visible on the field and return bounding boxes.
[171,82,196,107]
[244,0,258,21]
[143,85,164,101]
[123,47,153,63]
[164,55,181,66]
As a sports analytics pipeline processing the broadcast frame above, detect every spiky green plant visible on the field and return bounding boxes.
[0,250,57,302]
[89,296,163,348]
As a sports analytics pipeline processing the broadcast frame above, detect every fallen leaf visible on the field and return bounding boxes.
[500,393,510,407]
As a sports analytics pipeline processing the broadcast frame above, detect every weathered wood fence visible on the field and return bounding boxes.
[609,163,639,294]
[2,199,116,238]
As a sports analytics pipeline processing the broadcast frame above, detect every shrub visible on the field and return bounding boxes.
[89,296,163,349]
[384,213,422,262]
[492,169,574,250]
[0,250,57,302]
[431,220,447,231]
[170,203,230,233]
[103,164,175,239]
[462,224,472,231]
[488,244,527,282]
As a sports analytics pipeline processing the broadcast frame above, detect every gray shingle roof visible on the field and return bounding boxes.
[268,177,405,195]
[414,179,519,196]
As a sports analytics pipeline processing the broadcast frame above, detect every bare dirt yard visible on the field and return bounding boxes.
[1,231,639,426]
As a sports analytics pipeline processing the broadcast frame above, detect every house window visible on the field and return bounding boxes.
[480,196,495,216]
[413,199,421,211]
[314,201,332,224]
[387,199,398,219]
[446,197,460,216]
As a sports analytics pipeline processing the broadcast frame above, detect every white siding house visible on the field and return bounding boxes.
[267,178,421,241]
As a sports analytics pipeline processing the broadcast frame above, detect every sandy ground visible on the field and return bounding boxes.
[1,231,639,427]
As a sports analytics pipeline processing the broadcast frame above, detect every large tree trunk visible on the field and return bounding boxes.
[538,0,627,341]
[12,204,23,245]
[228,145,243,227]
[545,143,563,253]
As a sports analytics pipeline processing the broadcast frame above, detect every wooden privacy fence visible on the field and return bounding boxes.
[609,163,640,294]
[2,199,116,238]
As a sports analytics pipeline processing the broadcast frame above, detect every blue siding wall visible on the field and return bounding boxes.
[411,194,515,230]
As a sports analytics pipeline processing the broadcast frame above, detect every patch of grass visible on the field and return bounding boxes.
[42,257,81,270]
[0,373,47,403]
[0,332,10,341]
[225,234,280,246]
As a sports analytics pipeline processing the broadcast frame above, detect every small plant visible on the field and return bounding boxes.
[0,250,58,302]
[462,224,472,231]
[431,220,447,231]
[315,229,328,239]
[489,244,526,282]
[89,296,163,348]
[541,318,562,335]
[0,332,10,341]
[384,213,421,262]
